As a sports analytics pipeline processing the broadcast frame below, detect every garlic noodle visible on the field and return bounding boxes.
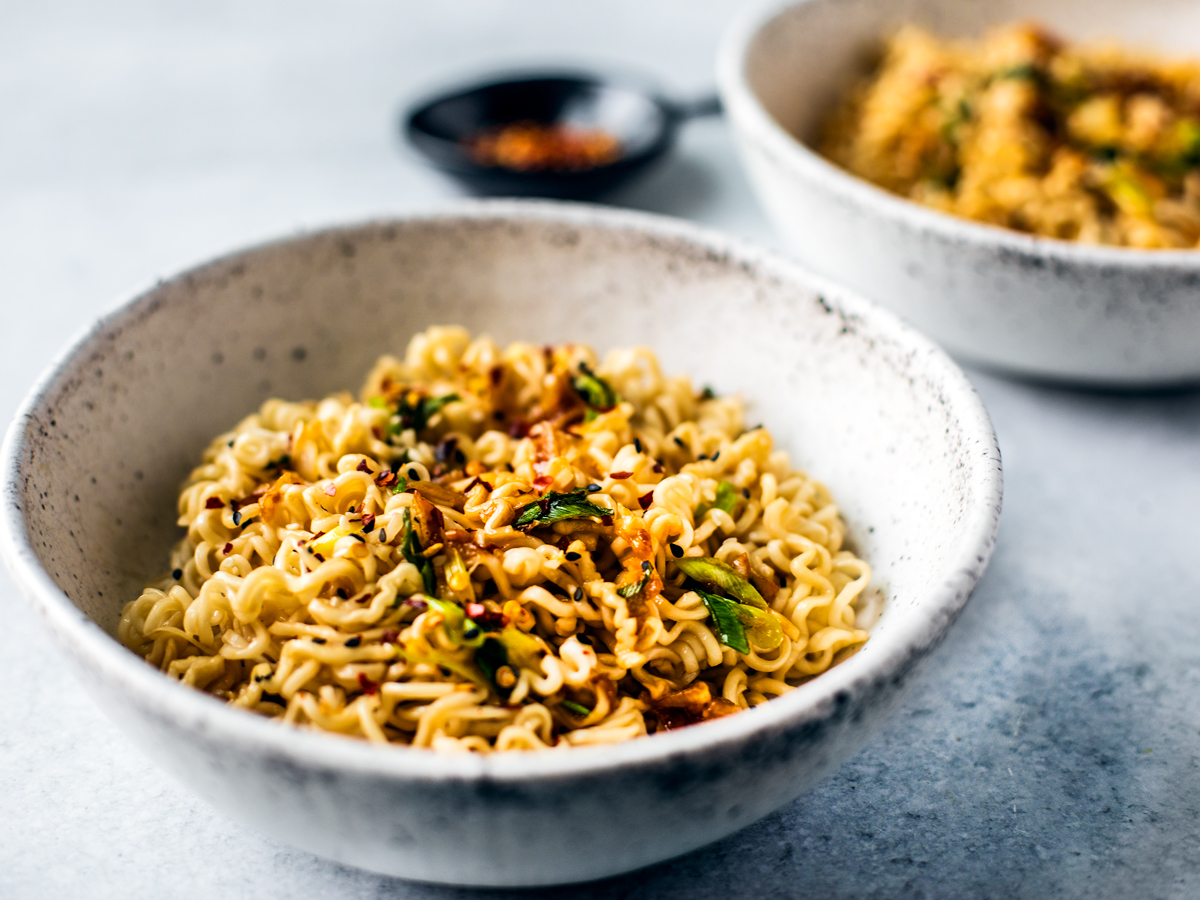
[119,326,875,752]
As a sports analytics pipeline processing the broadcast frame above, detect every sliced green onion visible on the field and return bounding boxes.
[399,508,436,596]
[672,556,766,608]
[696,589,783,653]
[514,488,610,528]
[561,699,591,717]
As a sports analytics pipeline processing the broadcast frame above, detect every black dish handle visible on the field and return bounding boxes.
[665,93,723,121]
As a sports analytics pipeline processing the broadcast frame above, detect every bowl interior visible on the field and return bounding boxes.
[10,205,994,736]
[746,0,1200,148]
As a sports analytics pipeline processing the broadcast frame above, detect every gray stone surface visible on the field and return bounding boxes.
[2,2,1198,898]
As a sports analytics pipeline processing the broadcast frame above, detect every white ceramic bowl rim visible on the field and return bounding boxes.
[717,0,1200,268]
[0,199,1001,785]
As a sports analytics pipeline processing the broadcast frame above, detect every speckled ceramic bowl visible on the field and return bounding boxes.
[719,0,1200,385]
[0,201,1001,887]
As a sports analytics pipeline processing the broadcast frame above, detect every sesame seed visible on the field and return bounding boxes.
[669,544,683,558]
[585,483,601,493]
[172,568,183,579]
[565,551,581,561]
[573,587,584,601]
[344,636,361,647]
[634,437,643,453]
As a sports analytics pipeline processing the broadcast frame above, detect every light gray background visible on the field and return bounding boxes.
[3,2,1198,898]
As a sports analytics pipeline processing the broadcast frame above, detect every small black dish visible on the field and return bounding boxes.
[403,71,720,200]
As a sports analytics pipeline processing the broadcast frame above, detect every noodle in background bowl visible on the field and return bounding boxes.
[719,0,1200,385]
[0,201,1001,887]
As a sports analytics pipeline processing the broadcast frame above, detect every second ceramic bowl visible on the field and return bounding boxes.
[719,0,1200,386]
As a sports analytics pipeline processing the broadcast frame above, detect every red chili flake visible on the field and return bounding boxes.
[555,536,572,551]
[222,542,233,555]
[323,483,337,497]
[600,515,614,527]
[361,512,376,533]
[609,471,634,480]
[205,497,224,509]
[533,475,555,491]
[427,504,445,531]
[356,459,371,473]
[507,419,531,439]
[312,531,326,541]
[381,629,399,644]
[489,365,504,386]
[403,597,428,612]
[372,426,383,440]
[638,491,654,510]
[356,673,379,696]
[466,602,508,630]
[376,471,398,488]
[652,463,664,474]
[462,477,485,495]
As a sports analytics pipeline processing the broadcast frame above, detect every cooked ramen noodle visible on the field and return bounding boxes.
[119,327,875,752]
[820,22,1200,248]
